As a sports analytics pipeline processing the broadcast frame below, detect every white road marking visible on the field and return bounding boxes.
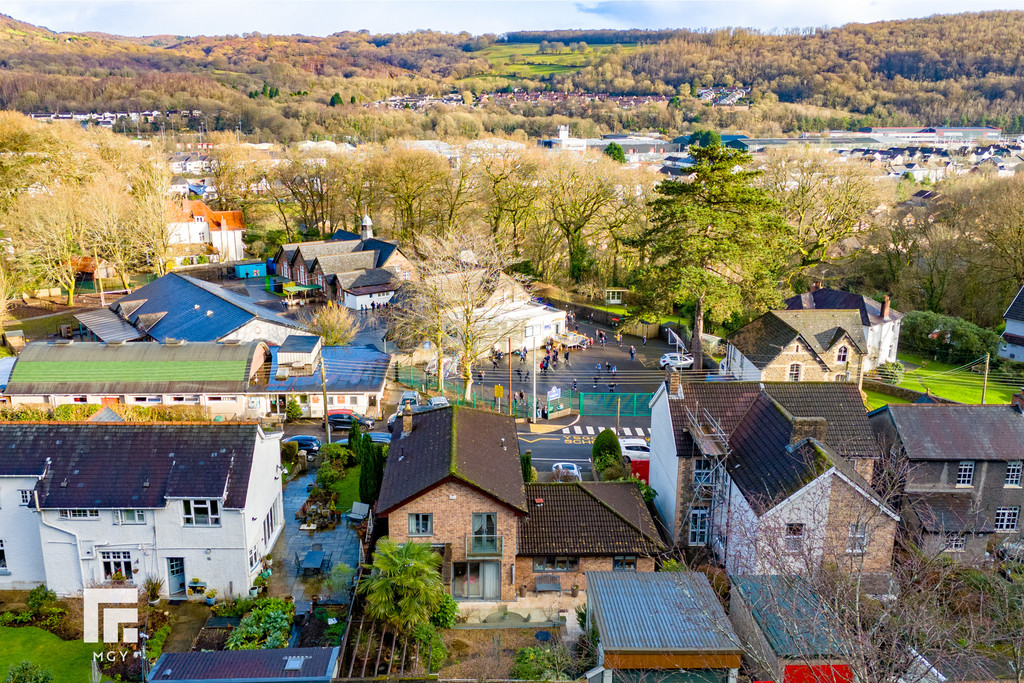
[574,426,583,434]
[585,426,595,435]
[621,427,633,436]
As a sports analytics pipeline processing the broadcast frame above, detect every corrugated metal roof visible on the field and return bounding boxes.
[6,341,265,396]
[74,308,145,343]
[266,345,390,395]
[731,575,846,659]
[0,356,15,391]
[586,572,740,653]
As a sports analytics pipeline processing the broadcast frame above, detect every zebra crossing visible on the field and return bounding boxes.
[561,425,651,437]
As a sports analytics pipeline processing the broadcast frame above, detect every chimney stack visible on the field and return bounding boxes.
[790,416,827,445]
[402,410,413,436]
[360,213,374,241]
[1013,388,1024,413]
[809,281,821,293]
[881,295,891,320]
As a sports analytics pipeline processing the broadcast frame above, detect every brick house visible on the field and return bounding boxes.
[721,309,866,386]
[869,402,1024,559]
[649,380,882,551]
[375,406,662,601]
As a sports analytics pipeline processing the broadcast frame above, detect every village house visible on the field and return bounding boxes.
[648,380,884,554]
[784,286,903,371]
[718,392,899,582]
[166,199,246,264]
[99,273,307,345]
[585,571,743,683]
[0,422,283,598]
[869,401,1024,559]
[998,283,1024,361]
[720,309,866,385]
[3,340,269,418]
[374,406,662,602]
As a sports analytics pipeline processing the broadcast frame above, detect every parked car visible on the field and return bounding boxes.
[325,412,374,431]
[283,435,321,456]
[619,438,651,463]
[552,462,582,481]
[997,538,1024,562]
[659,352,694,370]
[399,390,421,407]
[428,396,450,407]
[367,432,392,445]
[386,404,437,432]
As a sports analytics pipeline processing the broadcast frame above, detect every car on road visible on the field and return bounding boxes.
[551,462,582,481]
[367,432,392,445]
[399,390,421,407]
[428,396,450,408]
[619,438,651,463]
[659,352,694,370]
[283,435,321,456]
[325,411,375,431]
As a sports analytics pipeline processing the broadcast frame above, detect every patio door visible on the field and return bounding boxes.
[167,558,186,596]
[471,513,498,554]
[452,561,501,600]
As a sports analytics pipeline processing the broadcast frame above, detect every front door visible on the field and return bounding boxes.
[167,558,185,596]
[101,396,120,405]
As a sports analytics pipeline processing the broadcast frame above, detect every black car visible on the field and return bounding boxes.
[283,435,321,457]
[386,404,438,432]
[325,412,375,431]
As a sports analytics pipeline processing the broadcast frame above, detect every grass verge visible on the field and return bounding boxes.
[0,626,100,682]
[330,465,361,513]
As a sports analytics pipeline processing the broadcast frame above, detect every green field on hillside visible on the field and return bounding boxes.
[465,42,638,80]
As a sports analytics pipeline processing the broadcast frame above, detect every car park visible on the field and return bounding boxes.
[325,411,374,431]
[619,438,651,463]
[386,404,437,432]
[399,390,421,407]
[659,352,695,370]
[552,462,582,481]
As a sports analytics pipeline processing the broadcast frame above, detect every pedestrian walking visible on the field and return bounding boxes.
[492,358,499,370]
[606,361,611,372]
[616,333,622,347]
[630,345,636,362]
[516,368,522,380]
[572,378,578,393]
[642,335,647,346]
[593,375,599,388]
[478,370,484,382]
[564,350,570,364]
[612,365,617,377]
[608,381,617,393]
[596,363,602,373]
[525,370,530,381]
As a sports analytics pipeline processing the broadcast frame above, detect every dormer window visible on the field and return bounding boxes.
[183,499,220,526]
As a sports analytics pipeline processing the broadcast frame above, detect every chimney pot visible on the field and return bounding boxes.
[809,281,820,293]
[881,295,892,320]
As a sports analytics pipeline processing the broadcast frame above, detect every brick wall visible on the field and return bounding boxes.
[823,476,897,574]
[385,479,521,601]
[514,556,655,593]
[757,337,864,384]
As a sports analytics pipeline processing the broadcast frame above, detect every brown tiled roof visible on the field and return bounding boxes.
[518,482,665,556]
[376,406,527,515]
[667,382,878,461]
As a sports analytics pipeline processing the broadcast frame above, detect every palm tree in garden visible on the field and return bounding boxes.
[358,539,443,631]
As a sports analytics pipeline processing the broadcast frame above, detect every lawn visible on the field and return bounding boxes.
[330,465,360,513]
[895,354,1017,404]
[586,302,691,329]
[5,312,78,340]
[0,626,101,682]
[862,388,911,412]
[468,42,638,79]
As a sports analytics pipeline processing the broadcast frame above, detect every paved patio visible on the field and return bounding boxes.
[269,470,362,613]
[457,592,586,641]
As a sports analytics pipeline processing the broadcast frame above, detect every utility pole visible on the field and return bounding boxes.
[507,337,512,416]
[320,352,331,444]
[616,396,621,434]
[981,353,990,404]
[532,334,538,423]
[93,246,105,307]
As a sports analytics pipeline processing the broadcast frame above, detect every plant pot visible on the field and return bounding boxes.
[206,597,215,606]
[571,586,580,597]
[519,585,527,598]
[148,598,160,606]
[249,587,259,598]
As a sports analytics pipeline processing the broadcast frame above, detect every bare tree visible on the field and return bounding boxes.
[13,185,90,305]
[299,304,360,346]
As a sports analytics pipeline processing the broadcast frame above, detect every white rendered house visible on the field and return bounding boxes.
[0,422,283,598]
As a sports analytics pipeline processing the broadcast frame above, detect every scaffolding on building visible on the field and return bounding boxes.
[681,403,732,564]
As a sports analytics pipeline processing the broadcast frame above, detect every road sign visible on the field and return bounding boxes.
[494,384,504,398]
[547,386,561,400]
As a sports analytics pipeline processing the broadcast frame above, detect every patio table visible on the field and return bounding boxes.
[302,550,325,574]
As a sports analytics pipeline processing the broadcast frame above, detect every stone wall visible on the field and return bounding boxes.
[824,476,898,574]
[863,379,960,405]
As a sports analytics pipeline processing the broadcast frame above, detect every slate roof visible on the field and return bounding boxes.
[5,341,265,396]
[0,422,260,509]
[332,268,398,293]
[311,252,377,276]
[667,382,878,461]
[907,493,995,534]
[376,406,527,514]
[518,483,665,556]
[149,647,339,682]
[329,231,401,269]
[784,287,904,326]
[884,404,1024,461]
[265,345,391,395]
[1005,284,1024,322]
[726,309,864,371]
[731,575,847,659]
[586,572,742,653]
[112,273,304,342]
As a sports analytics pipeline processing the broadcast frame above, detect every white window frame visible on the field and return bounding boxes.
[0,539,6,571]
[944,534,965,552]
[183,499,221,527]
[693,459,714,486]
[836,346,848,363]
[995,507,1020,532]
[847,523,868,554]
[116,510,146,525]
[689,507,709,545]
[956,460,975,487]
[19,490,32,506]
[1006,461,1023,488]
[262,505,278,545]
[785,523,805,553]
[249,546,261,571]
[100,550,132,582]
[788,363,802,382]
[59,509,99,519]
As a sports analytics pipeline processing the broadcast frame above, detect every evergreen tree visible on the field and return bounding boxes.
[603,142,626,163]
[329,92,343,107]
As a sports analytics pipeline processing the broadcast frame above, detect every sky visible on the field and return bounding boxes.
[6,0,1024,37]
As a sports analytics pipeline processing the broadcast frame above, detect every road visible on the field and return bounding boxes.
[517,415,651,480]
